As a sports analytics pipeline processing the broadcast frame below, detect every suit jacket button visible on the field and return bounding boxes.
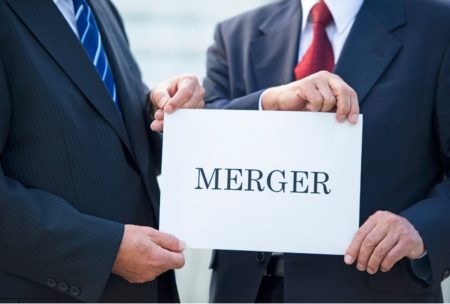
[70,286,81,297]
[46,278,57,288]
[256,252,266,263]
[443,270,450,280]
[57,281,69,292]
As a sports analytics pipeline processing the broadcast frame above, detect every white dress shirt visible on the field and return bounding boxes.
[299,0,364,64]
[271,0,364,255]
[259,0,364,109]
[53,0,79,37]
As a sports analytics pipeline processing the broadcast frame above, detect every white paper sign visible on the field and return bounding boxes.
[160,109,362,255]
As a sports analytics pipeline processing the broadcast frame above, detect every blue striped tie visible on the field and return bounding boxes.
[72,0,121,112]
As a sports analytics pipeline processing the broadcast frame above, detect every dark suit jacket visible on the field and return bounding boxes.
[205,0,450,302]
[0,0,178,302]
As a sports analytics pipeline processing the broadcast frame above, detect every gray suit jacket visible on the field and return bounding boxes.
[205,0,450,302]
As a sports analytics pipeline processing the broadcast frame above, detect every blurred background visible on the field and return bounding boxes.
[112,0,450,302]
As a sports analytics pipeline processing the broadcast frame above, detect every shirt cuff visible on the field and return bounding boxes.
[258,90,266,110]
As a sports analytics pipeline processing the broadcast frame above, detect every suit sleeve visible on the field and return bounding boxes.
[204,24,263,110]
[401,40,450,288]
[0,57,124,302]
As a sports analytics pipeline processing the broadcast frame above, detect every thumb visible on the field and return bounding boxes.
[160,248,186,270]
[151,87,171,109]
[164,77,196,114]
[147,228,186,252]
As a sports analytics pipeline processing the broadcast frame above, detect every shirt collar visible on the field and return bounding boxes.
[301,0,364,34]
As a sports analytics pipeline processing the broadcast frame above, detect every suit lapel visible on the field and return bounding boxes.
[6,0,133,155]
[250,0,302,89]
[89,0,159,220]
[334,0,405,104]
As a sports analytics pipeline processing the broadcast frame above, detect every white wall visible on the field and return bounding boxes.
[112,0,450,302]
[113,0,271,87]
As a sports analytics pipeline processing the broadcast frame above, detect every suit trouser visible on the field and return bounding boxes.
[255,255,284,303]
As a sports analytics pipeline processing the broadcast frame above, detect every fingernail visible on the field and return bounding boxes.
[367,268,376,275]
[344,255,354,265]
[357,263,365,271]
[338,115,346,123]
[351,114,359,123]
[180,240,187,250]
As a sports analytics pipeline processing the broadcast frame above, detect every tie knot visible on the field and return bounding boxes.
[310,1,333,26]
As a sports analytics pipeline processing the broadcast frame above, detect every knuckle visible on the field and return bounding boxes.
[374,210,385,218]
[178,257,186,269]
[355,229,366,240]
[332,73,342,80]
[184,73,197,79]
[318,70,330,78]
[367,259,379,271]
[199,86,206,97]
[380,265,391,272]
[391,216,402,226]
[323,96,335,105]
[133,276,149,284]
[180,86,192,96]
[364,236,378,248]
[381,259,393,271]
[312,96,324,104]
[384,210,393,217]
[182,74,198,84]
[147,259,160,270]
[151,90,164,102]
[373,246,388,257]
[402,234,415,245]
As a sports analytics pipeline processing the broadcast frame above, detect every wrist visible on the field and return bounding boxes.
[112,224,132,276]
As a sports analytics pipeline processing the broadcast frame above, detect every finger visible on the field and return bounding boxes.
[315,80,337,112]
[177,87,205,110]
[366,234,398,274]
[154,109,164,121]
[165,77,198,113]
[356,224,389,272]
[151,88,171,109]
[347,90,360,124]
[149,229,186,252]
[329,76,351,122]
[161,249,186,270]
[301,85,324,112]
[345,217,378,265]
[380,242,407,273]
[150,120,163,133]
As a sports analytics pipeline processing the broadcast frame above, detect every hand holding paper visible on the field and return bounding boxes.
[112,225,185,283]
[149,74,205,132]
[345,210,425,275]
[261,71,359,124]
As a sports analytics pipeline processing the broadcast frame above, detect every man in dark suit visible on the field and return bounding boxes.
[203,0,450,302]
[0,0,205,302]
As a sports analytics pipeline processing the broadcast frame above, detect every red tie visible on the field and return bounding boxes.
[294,1,335,80]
